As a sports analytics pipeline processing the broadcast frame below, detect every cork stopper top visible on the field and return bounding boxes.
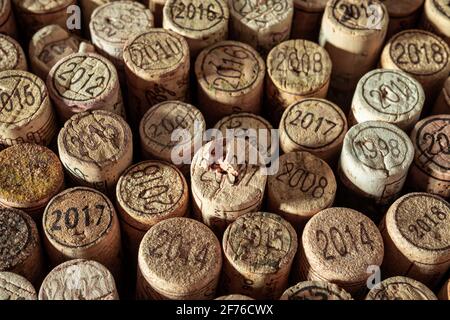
[267,40,332,96]
[293,0,328,12]
[302,207,384,283]
[138,217,222,294]
[223,212,297,274]
[13,0,73,12]
[430,0,450,19]
[382,0,424,17]
[0,144,63,208]
[215,294,254,300]
[38,259,118,300]
[0,208,39,271]
[280,281,353,300]
[0,34,25,71]
[366,276,437,300]
[0,272,37,300]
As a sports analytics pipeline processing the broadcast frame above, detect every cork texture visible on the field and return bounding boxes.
[0,272,37,300]
[366,276,437,300]
[0,34,27,71]
[280,281,353,300]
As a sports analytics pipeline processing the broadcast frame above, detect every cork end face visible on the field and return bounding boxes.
[366,276,437,300]
[0,271,37,300]
[0,34,26,72]
[13,0,74,13]
[280,280,353,300]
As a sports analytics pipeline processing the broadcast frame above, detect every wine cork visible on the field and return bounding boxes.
[38,259,119,300]
[57,110,133,195]
[163,0,229,58]
[79,0,111,31]
[431,76,449,115]
[190,138,267,235]
[280,281,353,300]
[0,0,18,38]
[228,0,294,55]
[380,192,450,287]
[0,34,26,71]
[408,115,450,198]
[297,207,384,296]
[195,40,265,125]
[139,100,206,176]
[149,0,166,27]
[0,144,64,219]
[381,0,424,39]
[339,121,414,205]
[47,52,125,122]
[0,70,57,148]
[123,29,190,126]
[319,0,389,92]
[222,212,298,299]
[350,69,425,132]
[366,276,437,300]
[380,29,450,103]
[43,187,122,279]
[29,24,95,81]
[0,208,44,287]
[291,0,327,41]
[116,160,189,259]
[438,278,450,299]
[215,294,254,300]
[0,272,37,300]
[279,99,347,163]
[11,0,77,38]
[422,0,450,46]
[137,217,222,300]
[266,39,332,122]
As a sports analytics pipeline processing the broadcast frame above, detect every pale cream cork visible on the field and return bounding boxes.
[221,212,297,300]
[79,0,111,31]
[47,52,125,122]
[163,0,229,58]
[57,110,133,195]
[381,0,424,39]
[0,208,44,287]
[215,294,254,300]
[0,272,37,300]
[438,278,450,299]
[38,259,119,300]
[280,281,353,300]
[0,34,26,71]
[366,276,437,300]
[149,0,166,27]
[350,69,425,132]
[279,99,347,163]
[139,100,206,176]
[291,0,328,41]
[422,0,450,46]
[431,76,449,114]
[43,187,123,280]
[123,28,190,126]
[29,24,95,81]
[228,0,294,56]
[116,160,189,260]
[195,40,265,125]
[380,192,450,288]
[137,217,222,300]
[266,39,332,122]
[0,70,57,148]
[190,137,267,235]
[339,121,414,205]
[0,0,18,38]
[296,207,384,296]
[408,115,450,198]
[0,144,64,220]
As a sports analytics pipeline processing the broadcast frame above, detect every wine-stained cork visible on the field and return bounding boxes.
[382,0,424,39]
[380,29,450,103]
[350,69,425,132]
[0,208,44,287]
[47,52,125,122]
[123,29,190,125]
[116,161,189,259]
[139,100,206,175]
[29,24,95,81]
[149,0,166,27]
[339,121,414,205]
[297,207,384,296]
[380,193,450,287]
[319,0,388,92]
[408,115,450,198]
[190,138,267,235]
[0,34,26,71]
[228,0,294,55]
[57,110,133,195]
[0,0,18,38]
[291,0,327,41]
[266,39,332,122]
[38,259,119,300]
[366,276,437,300]
[137,217,222,300]
[422,0,450,46]
[280,281,353,300]
[163,0,229,58]
[432,76,449,114]
[195,40,265,125]
[0,144,64,219]
[215,294,254,300]
[438,278,450,299]
[267,151,336,229]
[43,187,122,277]
[280,99,347,163]
[0,272,37,300]
[11,0,77,38]
[0,70,57,147]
